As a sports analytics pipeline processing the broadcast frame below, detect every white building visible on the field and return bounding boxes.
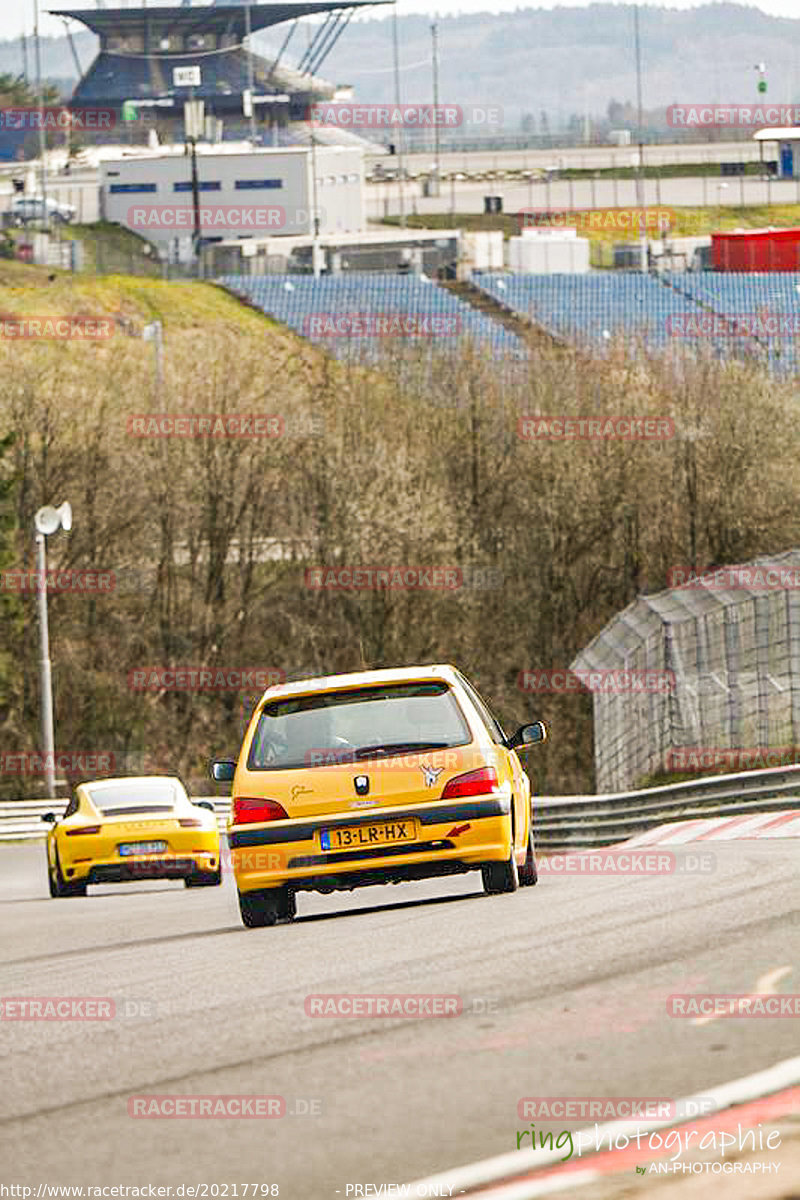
[100,145,364,261]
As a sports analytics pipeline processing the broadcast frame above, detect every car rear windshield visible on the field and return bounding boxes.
[247,681,471,770]
[87,782,178,815]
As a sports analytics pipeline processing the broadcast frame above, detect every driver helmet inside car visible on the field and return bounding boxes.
[251,705,338,767]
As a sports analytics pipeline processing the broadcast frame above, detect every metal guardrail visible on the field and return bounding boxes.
[533,764,800,849]
[2,764,800,848]
[0,798,230,842]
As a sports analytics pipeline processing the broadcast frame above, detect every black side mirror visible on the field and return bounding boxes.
[507,721,547,751]
[41,812,57,824]
[210,759,236,783]
[194,800,215,812]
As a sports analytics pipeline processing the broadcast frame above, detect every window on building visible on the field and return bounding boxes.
[235,179,283,190]
[187,33,216,50]
[109,183,157,194]
[106,34,145,53]
[173,181,222,192]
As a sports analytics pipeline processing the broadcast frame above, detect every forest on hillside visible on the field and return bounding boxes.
[1,306,798,798]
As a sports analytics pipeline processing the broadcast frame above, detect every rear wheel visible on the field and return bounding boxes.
[50,849,87,898]
[518,825,538,887]
[238,886,295,928]
[482,839,519,895]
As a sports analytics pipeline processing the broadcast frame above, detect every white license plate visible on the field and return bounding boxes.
[118,840,167,856]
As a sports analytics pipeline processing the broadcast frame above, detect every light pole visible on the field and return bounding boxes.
[245,0,257,146]
[310,125,322,277]
[633,4,647,273]
[392,1,406,227]
[33,0,49,231]
[184,98,205,266]
[34,502,72,798]
[431,21,440,197]
[143,320,164,393]
[717,182,728,232]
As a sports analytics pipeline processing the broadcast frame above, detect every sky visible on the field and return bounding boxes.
[3,0,799,44]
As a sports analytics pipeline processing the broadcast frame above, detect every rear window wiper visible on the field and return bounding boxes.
[353,741,453,760]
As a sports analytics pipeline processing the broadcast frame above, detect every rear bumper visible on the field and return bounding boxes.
[63,848,219,884]
[230,794,512,894]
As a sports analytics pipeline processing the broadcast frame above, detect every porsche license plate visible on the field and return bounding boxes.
[320,821,415,852]
[118,840,167,856]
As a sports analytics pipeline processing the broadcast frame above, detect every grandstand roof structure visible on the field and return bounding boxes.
[50,3,389,40]
[50,1,391,119]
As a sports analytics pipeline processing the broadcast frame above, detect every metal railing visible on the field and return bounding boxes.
[3,763,800,848]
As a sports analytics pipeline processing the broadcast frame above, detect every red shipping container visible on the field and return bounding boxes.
[712,228,800,272]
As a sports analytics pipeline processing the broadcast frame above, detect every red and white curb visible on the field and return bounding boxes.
[405,1056,800,1198]
[618,810,800,846]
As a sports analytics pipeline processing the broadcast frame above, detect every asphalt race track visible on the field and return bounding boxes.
[1,833,798,1197]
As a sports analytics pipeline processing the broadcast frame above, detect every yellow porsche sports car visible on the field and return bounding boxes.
[211,665,546,927]
[42,776,221,897]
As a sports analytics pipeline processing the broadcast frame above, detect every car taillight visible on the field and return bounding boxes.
[178,818,203,828]
[232,797,289,825]
[66,825,101,836]
[441,767,498,799]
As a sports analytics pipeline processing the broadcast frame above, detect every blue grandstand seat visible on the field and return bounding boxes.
[218,273,529,372]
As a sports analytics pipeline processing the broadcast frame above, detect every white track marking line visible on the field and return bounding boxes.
[650,821,724,844]
[404,1055,800,1198]
[692,965,792,1027]
[697,813,783,840]
[618,809,800,849]
[756,813,800,837]
[470,1170,602,1199]
[620,822,695,846]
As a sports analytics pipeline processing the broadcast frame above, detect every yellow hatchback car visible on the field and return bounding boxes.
[42,776,221,897]
[211,665,546,927]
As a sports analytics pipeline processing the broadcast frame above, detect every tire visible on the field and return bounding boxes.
[482,834,519,895]
[50,848,87,898]
[518,824,538,887]
[238,886,295,928]
[185,865,222,888]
